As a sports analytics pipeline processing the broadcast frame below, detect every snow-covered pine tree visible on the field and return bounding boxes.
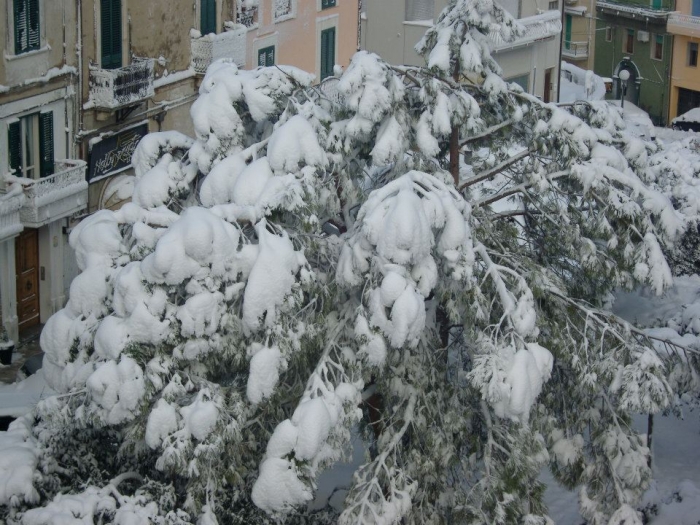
[2,1,699,524]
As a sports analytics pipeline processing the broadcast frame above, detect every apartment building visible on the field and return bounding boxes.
[1,0,88,342]
[667,0,700,120]
[563,0,596,69]
[594,0,674,125]
[361,0,562,102]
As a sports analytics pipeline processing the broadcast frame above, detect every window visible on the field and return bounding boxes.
[201,0,216,35]
[689,42,698,67]
[548,0,558,9]
[605,27,613,42]
[8,112,54,180]
[320,27,336,80]
[258,46,275,67]
[322,0,336,8]
[652,34,663,60]
[275,0,293,19]
[625,29,634,54]
[101,0,122,69]
[13,0,40,55]
[406,0,433,20]
[507,74,529,92]
[694,0,700,17]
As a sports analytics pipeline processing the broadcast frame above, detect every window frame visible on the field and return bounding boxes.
[625,28,635,54]
[257,45,276,67]
[13,0,41,55]
[7,111,54,180]
[320,26,336,80]
[651,34,663,61]
[689,42,699,67]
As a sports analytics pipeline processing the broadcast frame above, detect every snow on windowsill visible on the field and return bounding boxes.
[404,19,433,27]
[4,44,51,62]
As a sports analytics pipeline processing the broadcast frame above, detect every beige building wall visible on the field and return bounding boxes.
[245,0,359,79]
[362,0,561,102]
[667,0,700,121]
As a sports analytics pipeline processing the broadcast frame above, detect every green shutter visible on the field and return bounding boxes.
[201,0,216,35]
[39,112,54,178]
[321,27,335,80]
[14,0,39,54]
[8,121,22,176]
[101,0,122,69]
[258,46,275,67]
[28,0,39,51]
[322,0,336,8]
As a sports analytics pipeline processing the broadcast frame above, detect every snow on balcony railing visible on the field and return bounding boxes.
[237,6,258,27]
[597,1,672,20]
[88,59,155,110]
[668,12,700,32]
[0,189,24,242]
[7,160,88,227]
[191,25,247,74]
[563,40,589,58]
[490,10,562,51]
[274,0,293,19]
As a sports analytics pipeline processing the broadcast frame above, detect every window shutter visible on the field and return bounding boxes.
[8,121,22,176]
[28,0,40,50]
[14,0,27,54]
[321,27,335,80]
[267,47,275,66]
[201,0,216,35]
[101,0,122,69]
[39,112,54,178]
[322,0,336,8]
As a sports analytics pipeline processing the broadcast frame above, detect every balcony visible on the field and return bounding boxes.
[237,6,258,28]
[597,1,672,22]
[490,10,562,52]
[668,13,700,37]
[191,25,247,75]
[563,40,590,59]
[9,160,88,228]
[88,59,155,111]
[0,190,24,242]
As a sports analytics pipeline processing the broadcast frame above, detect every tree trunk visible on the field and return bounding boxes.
[449,60,460,186]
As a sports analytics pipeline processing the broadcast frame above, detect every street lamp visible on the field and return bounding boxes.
[619,69,630,110]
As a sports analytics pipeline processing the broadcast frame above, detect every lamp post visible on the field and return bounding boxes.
[619,69,630,110]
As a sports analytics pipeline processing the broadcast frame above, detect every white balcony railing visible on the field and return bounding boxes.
[668,13,700,37]
[9,160,88,228]
[0,190,24,242]
[191,25,247,74]
[490,10,562,51]
[563,40,589,58]
[597,1,672,21]
[88,59,155,110]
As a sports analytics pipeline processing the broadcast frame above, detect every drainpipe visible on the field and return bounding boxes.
[77,0,84,159]
[557,0,564,102]
[357,0,362,52]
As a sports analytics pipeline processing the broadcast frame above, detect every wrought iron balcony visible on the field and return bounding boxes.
[237,6,258,27]
[191,25,247,75]
[8,160,88,228]
[563,40,590,59]
[88,59,155,111]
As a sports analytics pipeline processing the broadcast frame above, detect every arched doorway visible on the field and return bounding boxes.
[613,60,641,107]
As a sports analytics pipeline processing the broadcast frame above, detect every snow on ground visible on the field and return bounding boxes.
[0,370,56,418]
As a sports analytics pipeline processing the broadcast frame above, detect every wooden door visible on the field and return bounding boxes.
[15,228,40,330]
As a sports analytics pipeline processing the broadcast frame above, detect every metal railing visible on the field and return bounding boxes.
[490,10,562,51]
[274,0,293,19]
[563,40,590,58]
[0,190,24,242]
[88,59,155,110]
[237,6,258,27]
[191,26,247,74]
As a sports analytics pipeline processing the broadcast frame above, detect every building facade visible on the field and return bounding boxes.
[667,0,700,120]
[238,0,358,80]
[563,0,597,69]
[361,0,562,103]
[1,0,88,342]
[594,0,674,125]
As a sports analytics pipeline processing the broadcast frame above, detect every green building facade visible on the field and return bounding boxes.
[594,0,674,125]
